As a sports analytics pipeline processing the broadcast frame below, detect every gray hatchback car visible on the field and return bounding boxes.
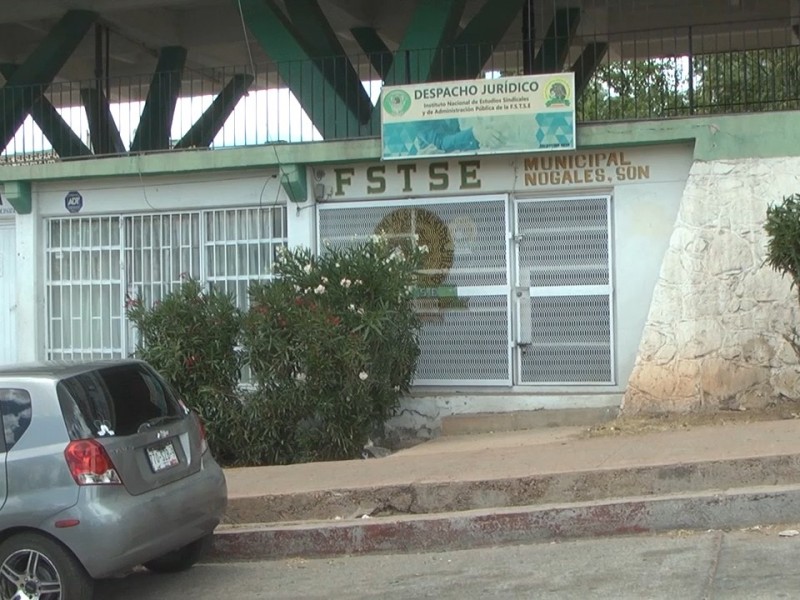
[0,359,228,599]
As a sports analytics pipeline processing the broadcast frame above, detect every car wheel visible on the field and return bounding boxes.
[143,535,211,574]
[0,532,94,600]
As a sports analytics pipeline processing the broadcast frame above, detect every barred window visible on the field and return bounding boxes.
[45,207,287,360]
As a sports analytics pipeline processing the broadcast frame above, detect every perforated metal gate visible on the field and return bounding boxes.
[513,196,614,384]
[318,196,512,386]
[45,207,287,360]
[319,194,614,387]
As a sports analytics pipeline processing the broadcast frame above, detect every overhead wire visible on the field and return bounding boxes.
[236,0,258,80]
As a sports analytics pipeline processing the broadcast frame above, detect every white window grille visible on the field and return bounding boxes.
[125,212,202,308]
[45,207,287,361]
[46,217,122,361]
[204,207,287,310]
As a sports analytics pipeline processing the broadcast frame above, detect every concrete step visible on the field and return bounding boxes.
[440,407,619,436]
[223,452,800,525]
[217,419,800,561]
[210,483,800,561]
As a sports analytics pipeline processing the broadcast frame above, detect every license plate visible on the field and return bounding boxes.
[147,442,179,472]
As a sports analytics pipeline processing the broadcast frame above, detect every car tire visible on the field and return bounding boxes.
[143,535,211,574]
[0,532,94,600]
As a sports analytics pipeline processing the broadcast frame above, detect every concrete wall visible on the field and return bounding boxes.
[623,157,800,414]
[33,170,282,217]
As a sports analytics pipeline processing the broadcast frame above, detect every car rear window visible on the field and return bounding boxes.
[57,364,182,439]
[0,389,32,450]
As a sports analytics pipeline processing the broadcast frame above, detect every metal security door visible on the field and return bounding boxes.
[318,195,512,386]
[512,196,614,385]
[0,222,16,365]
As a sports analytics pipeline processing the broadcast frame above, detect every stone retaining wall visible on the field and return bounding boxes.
[623,158,800,413]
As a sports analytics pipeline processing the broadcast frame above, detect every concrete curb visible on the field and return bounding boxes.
[210,484,800,561]
[224,454,800,524]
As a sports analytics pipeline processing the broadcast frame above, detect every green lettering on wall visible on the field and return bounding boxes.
[396,163,417,192]
[428,162,449,191]
[459,159,481,189]
[334,167,355,196]
[366,165,386,194]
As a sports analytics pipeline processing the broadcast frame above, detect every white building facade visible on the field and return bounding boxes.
[3,114,800,438]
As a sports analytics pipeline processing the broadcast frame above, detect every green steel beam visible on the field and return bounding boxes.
[383,0,467,86]
[0,10,96,153]
[130,46,187,152]
[0,64,91,158]
[571,42,608,98]
[350,27,392,80]
[3,181,31,214]
[440,0,527,80]
[175,73,254,149]
[240,0,364,139]
[367,0,466,132]
[284,0,372,123]
[80,87,126,155]
[531,7,581,74]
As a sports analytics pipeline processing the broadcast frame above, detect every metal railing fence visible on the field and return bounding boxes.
[1,17,797,164]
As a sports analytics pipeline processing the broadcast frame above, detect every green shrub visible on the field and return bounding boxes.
[126,278,243,460]
[765,193,800,360]
[766,193,800,297]
[241,238,423,463]
[127,239,423,467]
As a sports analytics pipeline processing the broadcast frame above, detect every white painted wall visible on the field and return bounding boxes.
[34,169,283,217]
[286,168,316,251]
[0,219,16,365]
[27,169,285,362]
[613,179,688,386]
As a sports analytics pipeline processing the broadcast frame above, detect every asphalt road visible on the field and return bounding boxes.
[96,526,800,599]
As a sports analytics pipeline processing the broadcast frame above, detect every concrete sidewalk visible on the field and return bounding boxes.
[211,418,800,561]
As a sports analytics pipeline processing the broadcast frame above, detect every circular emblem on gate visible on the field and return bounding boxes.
[375,208,453,287]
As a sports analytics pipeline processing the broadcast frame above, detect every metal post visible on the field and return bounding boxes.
[522,0,535,74]
[94,24,104,146]
[688,25,695,115]
[105,27,110,100]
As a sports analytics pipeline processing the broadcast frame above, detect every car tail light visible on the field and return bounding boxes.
[197,415,209,455]
[64,440,122,485]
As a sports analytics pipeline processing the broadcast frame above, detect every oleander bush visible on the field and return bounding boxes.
[128,238,423,466]
[241,238,423,464]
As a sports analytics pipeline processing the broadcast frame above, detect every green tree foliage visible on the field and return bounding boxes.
[694,46,800,113]
[577,58,690,121]
[126,279,242,402]
[576,45,800,121]
[765,193,800,300]
[126,279,244,463]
